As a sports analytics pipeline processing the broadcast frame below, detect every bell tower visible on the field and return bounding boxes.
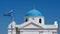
[24,9,44,24]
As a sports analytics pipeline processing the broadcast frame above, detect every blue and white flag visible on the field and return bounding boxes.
[4,10,13,17]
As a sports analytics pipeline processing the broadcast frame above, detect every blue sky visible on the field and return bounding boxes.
[0,0,60,34]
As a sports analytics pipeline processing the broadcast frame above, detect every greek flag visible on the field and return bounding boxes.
[4,10,13,17]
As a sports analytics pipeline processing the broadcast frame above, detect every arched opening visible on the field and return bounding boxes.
[39,19,41,23]
[25,19,28,22]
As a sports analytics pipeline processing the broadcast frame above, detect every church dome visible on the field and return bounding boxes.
[26,9,42,16]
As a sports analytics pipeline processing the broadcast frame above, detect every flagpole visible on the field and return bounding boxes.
[11,14,14,21]
[4,10,15,34]
[10,10,14,21]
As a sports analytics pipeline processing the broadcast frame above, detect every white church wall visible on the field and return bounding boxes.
[24,24,39,28]
[20,31,39,34]
[8,30,11,34]
[43,32,52,34]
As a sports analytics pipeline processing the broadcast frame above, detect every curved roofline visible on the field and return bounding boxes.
[25,9,43,16]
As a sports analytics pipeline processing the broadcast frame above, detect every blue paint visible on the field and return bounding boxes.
[26,9,42,16]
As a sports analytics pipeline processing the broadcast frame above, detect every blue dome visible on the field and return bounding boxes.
[26,9,42,16]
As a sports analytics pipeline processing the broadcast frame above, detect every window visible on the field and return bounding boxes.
[39,19,41,23]
[25,19,28,22]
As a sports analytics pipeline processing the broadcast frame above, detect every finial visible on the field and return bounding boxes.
[33,5,36,10]
[54,21,58,28]
[8,21,16,28]
[54,21,58,25]
[54,17,57,24]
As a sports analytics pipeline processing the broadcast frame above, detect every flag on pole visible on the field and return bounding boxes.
[4,10,13,17]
